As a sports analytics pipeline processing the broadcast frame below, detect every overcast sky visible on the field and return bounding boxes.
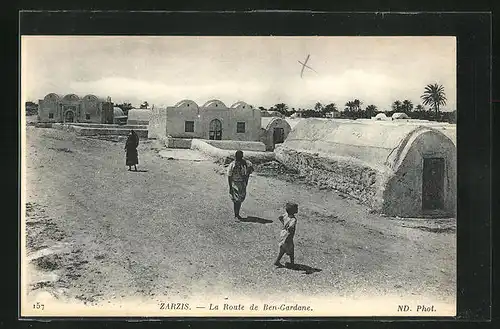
[22,36,456,111]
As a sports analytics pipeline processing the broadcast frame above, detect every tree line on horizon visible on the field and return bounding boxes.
[259,83,454,123]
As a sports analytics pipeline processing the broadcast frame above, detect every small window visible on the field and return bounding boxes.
[85,113,91,120]
[185,121,195,133]
[237,122,246,133]
[49,113,54,119]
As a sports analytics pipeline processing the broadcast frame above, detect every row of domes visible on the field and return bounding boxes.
[174,99,253,110]
[43,93,108,102]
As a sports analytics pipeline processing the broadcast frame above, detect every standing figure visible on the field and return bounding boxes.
[125,130,139,171]
[274,202,299,267]
[227,150,254,220]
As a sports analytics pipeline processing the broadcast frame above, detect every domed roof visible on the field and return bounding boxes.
[261,117,291,130]
[175,99,199,109]
[113,107,125,117]
[267,110,285,118]
[374,113,389,120]
[63,93,80,102]
[230,101,253,110]
[43,93,63,101]
[202,99,227,109]
[392,112,410,119]
[83,94,107,103]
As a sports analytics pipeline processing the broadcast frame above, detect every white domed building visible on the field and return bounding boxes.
[148,99,262,144]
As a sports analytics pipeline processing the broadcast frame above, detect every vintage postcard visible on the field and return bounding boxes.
[21,35,457,317]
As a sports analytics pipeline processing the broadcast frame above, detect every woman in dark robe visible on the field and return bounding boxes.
[125,130,139,171]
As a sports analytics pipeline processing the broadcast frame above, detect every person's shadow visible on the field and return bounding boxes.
[238,216,273,224]
[284,263,322,275]
[130,169,149,173]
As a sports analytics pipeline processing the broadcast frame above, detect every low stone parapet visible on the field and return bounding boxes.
[52,123,148,138]
[191,139,274,165]
[69,123,147,130]
[203,140,266,152]
[166,137,193,149]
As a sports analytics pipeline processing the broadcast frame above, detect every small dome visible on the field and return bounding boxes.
[374,113,389,120]
[175,99,199,109]
[113,107,125,117]
[230,101,253,110]
[392,112,410,119]
[63,93,80,102]
[202,99,227,109]
[43,93,62,102]
[266,110,285,118]
[261,117,291,130]
[83,94,107,103]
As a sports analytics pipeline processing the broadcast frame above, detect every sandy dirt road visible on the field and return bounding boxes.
[23,126,456,309]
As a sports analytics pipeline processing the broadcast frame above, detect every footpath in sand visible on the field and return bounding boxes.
[22,126,456,313]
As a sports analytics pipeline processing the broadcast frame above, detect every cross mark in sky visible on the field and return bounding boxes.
[298,54,318,78]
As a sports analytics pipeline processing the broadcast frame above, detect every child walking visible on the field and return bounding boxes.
[274,202,299,267]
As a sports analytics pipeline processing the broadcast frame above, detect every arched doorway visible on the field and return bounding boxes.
[209,119,222,140]
[64,110,75,123]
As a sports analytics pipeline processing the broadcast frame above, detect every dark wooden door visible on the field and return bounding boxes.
[422,158,445,210]
[273,127,285,145]
[209,119,222,140]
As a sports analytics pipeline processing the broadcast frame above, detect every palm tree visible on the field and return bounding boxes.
[392,100,402,112]
[402,100,414,114]
[352,99,363,111]
[314,102,323,112]
[324,103,337,112]
[274,103,288,115]
[421,83,447,116]
[345,101,355,111]
[365,104,378,117]
[116,102,133,115]
[415,104,425,112]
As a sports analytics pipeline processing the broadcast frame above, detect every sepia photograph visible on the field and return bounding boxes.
[21,35,457,317]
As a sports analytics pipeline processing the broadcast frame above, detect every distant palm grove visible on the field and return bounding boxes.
[260,83,455,123]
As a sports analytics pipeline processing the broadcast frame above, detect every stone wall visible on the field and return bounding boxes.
[148,108,167,139]
[275,146,387,210]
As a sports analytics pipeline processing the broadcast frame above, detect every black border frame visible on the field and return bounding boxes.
[15,10,492,325]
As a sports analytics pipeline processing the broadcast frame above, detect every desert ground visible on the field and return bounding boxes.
[23,121,456,309]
